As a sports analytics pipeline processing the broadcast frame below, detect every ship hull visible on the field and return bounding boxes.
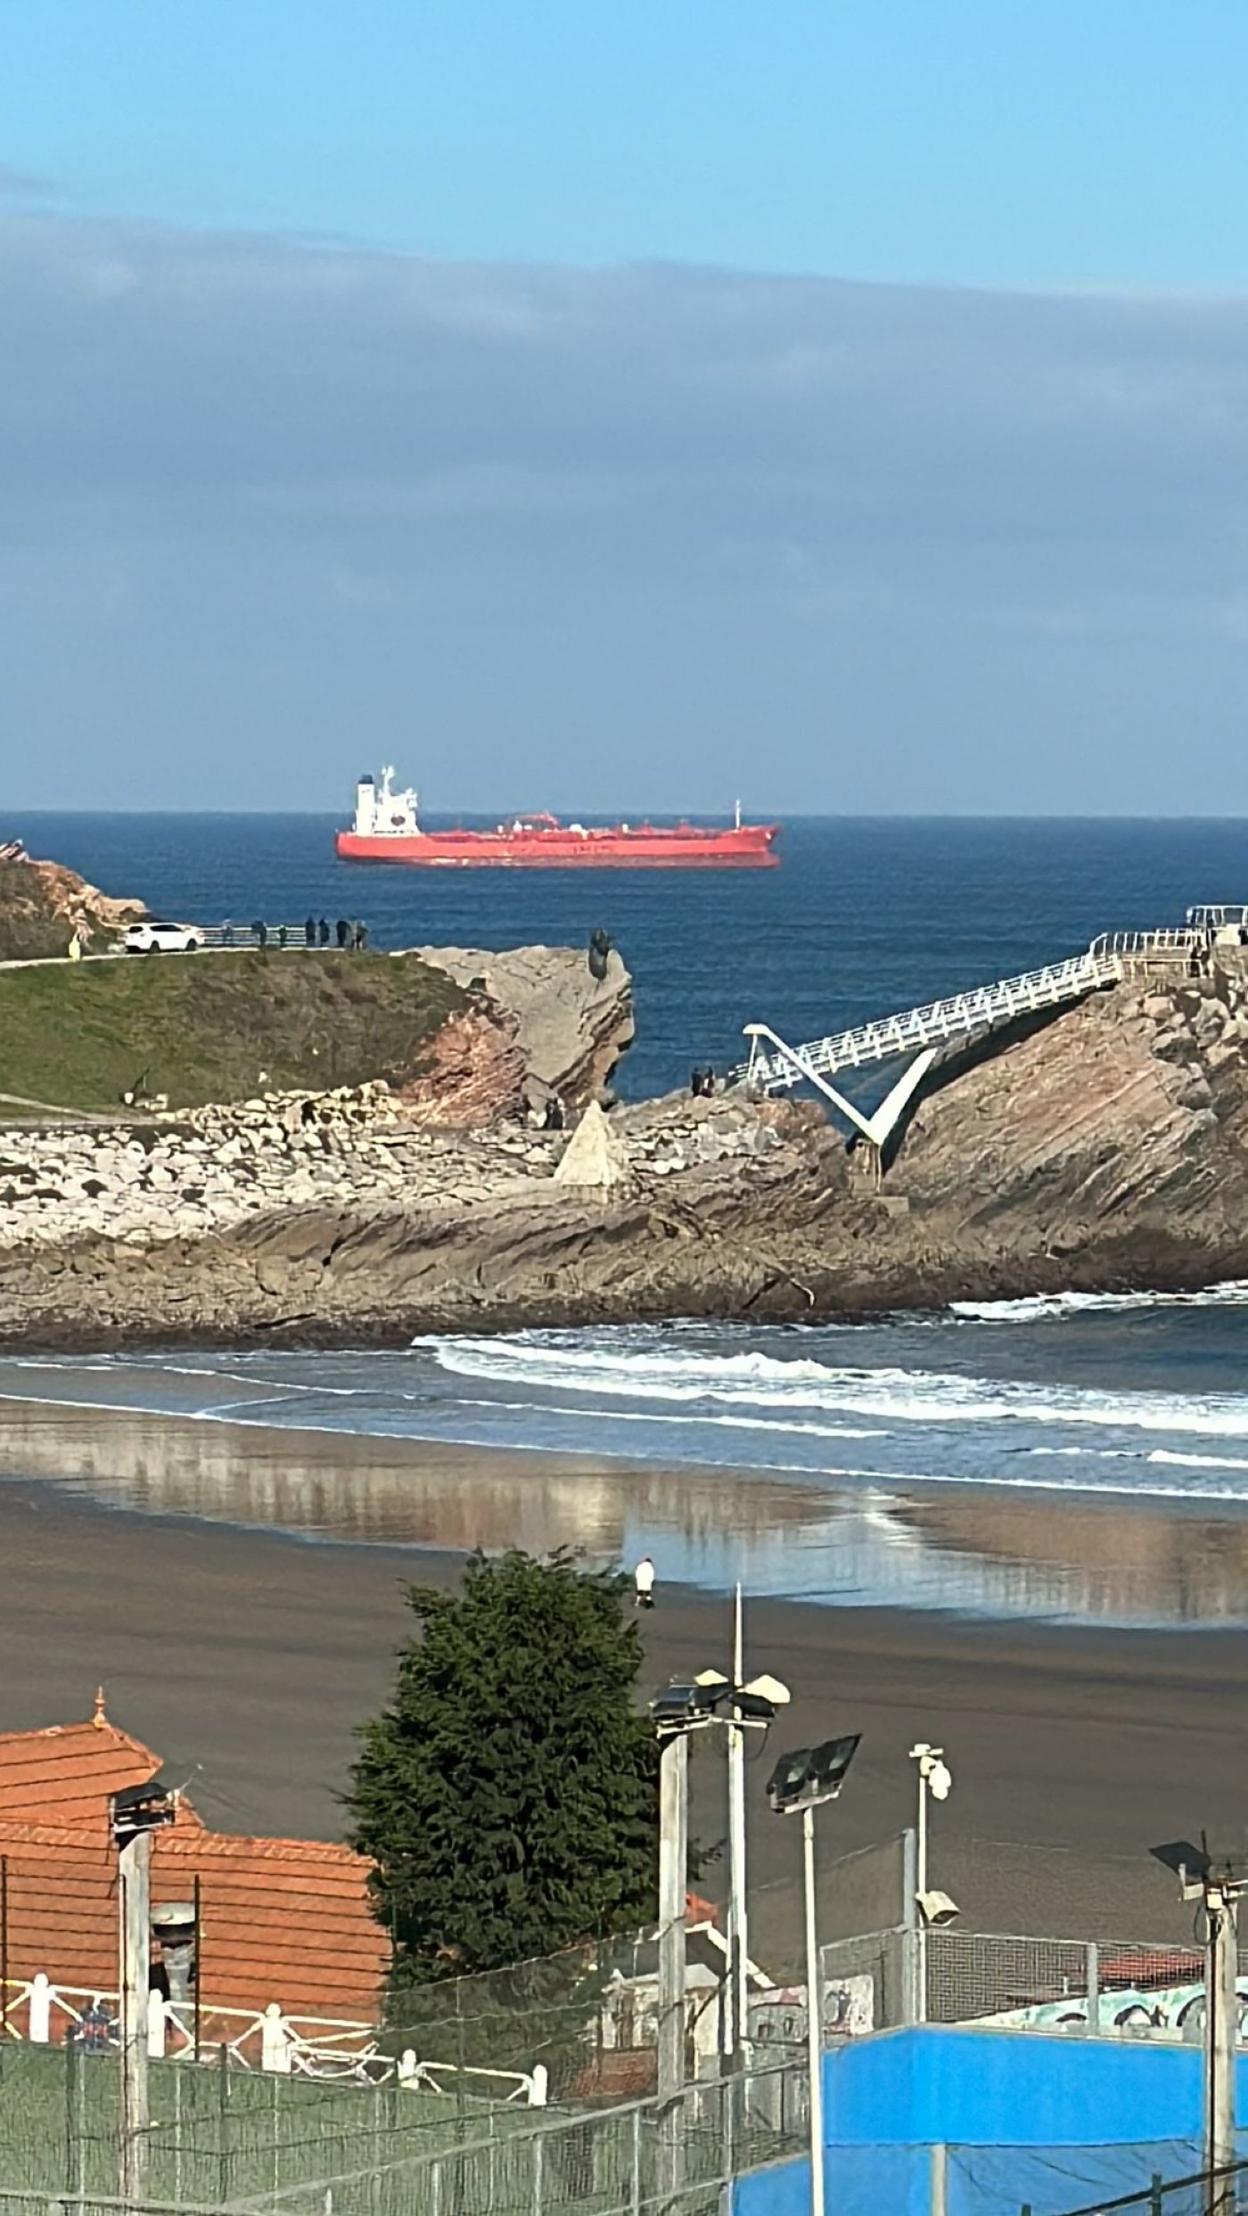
[335,828,779,869]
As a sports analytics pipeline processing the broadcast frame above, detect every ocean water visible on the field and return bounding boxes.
[10,810,1248,1098]
[4,812,1248,1623]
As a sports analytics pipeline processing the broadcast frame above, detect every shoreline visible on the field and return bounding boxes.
[6,1386,1248,1628]
[0,1394,1244,1954]
[1,1245,1244,1356]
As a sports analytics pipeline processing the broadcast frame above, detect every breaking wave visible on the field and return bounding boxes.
[417,1333,1248,1440]
[949,1282,1248,1323]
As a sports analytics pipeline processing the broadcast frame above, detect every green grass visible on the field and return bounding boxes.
[0,951,467,1115]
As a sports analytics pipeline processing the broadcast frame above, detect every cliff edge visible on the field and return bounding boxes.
[2,954,1247,1345]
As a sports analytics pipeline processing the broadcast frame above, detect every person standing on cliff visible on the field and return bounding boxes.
[633,1556,656,1611]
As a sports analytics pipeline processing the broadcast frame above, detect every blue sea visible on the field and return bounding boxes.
[5,811,1248,1625]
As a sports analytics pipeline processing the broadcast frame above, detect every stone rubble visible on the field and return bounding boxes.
[0,1081,784,1251]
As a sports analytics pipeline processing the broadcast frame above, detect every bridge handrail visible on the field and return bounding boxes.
[736,945,1120,1089]
[1089,928,1199,956]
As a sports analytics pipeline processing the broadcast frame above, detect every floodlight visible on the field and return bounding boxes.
[766,1733,861,1815]
[111,1775,175,1846]
[917,1889,960,1928]
[928,1760,953,1803]
[693,1669,732,1694]
[1152,1838,1214,1900]
[650,1680,722,1733]
[743,1673,791,1708]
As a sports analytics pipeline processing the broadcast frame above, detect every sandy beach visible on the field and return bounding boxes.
[0,1398,1241,1966]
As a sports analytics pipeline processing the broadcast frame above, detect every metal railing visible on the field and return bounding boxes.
[1,1977,540,2097]
[737,947,1122,1091]
[1089,930,1201,958]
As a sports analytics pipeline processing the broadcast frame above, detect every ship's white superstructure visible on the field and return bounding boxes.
[352,767,420,838]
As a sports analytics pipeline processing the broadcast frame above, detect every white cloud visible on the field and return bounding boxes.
[1,207,1247,809]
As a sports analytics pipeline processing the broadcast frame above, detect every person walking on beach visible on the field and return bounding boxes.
[633,1556,656,1611]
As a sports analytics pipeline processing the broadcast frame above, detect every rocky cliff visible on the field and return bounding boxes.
[0,853,145,962]
[2,958,1247,1346]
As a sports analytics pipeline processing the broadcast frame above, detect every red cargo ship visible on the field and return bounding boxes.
[335,768,780,869]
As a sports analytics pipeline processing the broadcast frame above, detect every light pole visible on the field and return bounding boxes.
[909,1743,957,2022]
[651,1668,790,2094]
[767,1734,862,2216]
[726,1584,749,2070]
[651,1670,788,2207]
[1153,1837,1248,2214]
[111,1776,176,2203]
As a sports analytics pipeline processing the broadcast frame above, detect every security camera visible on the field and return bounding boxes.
[917,1890,960,1928]
[927,1760,953,1802]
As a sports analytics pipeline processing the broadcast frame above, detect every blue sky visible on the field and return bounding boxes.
[7,0,1248,288]
[2,5,1248,812]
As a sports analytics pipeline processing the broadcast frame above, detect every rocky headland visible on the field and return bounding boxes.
[2,934,1248,1346]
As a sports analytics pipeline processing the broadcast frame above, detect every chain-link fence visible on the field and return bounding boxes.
[378,1924,700,2099]
[816,1927,1245,2042]
[0,2041,543,2209]
[0,2050,805,2216]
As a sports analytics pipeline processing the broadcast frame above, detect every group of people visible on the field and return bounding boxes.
[219,918,370,950]
[305,916,369,950]
[689,1065,718,1097]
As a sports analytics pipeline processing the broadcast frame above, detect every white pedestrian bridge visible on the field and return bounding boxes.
[732,925,1215,1146]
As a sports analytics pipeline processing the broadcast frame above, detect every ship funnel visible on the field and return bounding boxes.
[355,776,376,836]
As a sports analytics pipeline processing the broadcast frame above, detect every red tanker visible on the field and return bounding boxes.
[335,769,780,870]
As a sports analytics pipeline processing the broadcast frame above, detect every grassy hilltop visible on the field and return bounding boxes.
[0,951,467,1114]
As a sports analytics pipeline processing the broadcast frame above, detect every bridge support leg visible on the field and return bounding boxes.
[861,1048,938,1152]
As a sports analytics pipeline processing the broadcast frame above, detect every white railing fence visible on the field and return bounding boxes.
[0,1976,542,2101]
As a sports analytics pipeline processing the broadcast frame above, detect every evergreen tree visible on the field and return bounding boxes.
[347,1549,659,1996]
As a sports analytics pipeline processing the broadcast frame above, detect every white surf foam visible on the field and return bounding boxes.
[949,1282,1248,1324]
[415,1334,1248,1440]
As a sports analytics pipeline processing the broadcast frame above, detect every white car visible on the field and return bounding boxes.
[122,920,203,955]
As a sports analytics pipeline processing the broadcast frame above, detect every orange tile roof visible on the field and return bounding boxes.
[0,1697,202,1835]
[0,1820,387,2022]
[0,1701,387,2023]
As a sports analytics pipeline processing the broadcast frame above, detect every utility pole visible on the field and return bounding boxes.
[1151,1837,1245,2216]
[726,1583,749,2067]
[657,1729,689,2206]
[112,1778,176,2205]
[909,1743,955,2025]
[802,1805,825,2216]
[651,1664,790,2205]
[657,1729,689,2107]
[118,1826,152,2202]
[768,1734,862,2216]
[1207,1881,1240,2211]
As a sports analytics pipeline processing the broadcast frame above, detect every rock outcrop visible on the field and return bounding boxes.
[412,945,634,1111]
[3,958,1248,1346]
[0,854,145,961]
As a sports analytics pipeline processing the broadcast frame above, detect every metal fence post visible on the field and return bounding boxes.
[531,2124,544,2216]
[631,2103,643,2216]
[174,2059,183,2206]
[217,2041,230,2207]
[1086,1942,1100,2034]
[62,2032,76,2196]
[902,1828,920,2027]
[930,2142,947,2216]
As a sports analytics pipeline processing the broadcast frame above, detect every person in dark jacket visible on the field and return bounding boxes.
[304,916,316,947]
